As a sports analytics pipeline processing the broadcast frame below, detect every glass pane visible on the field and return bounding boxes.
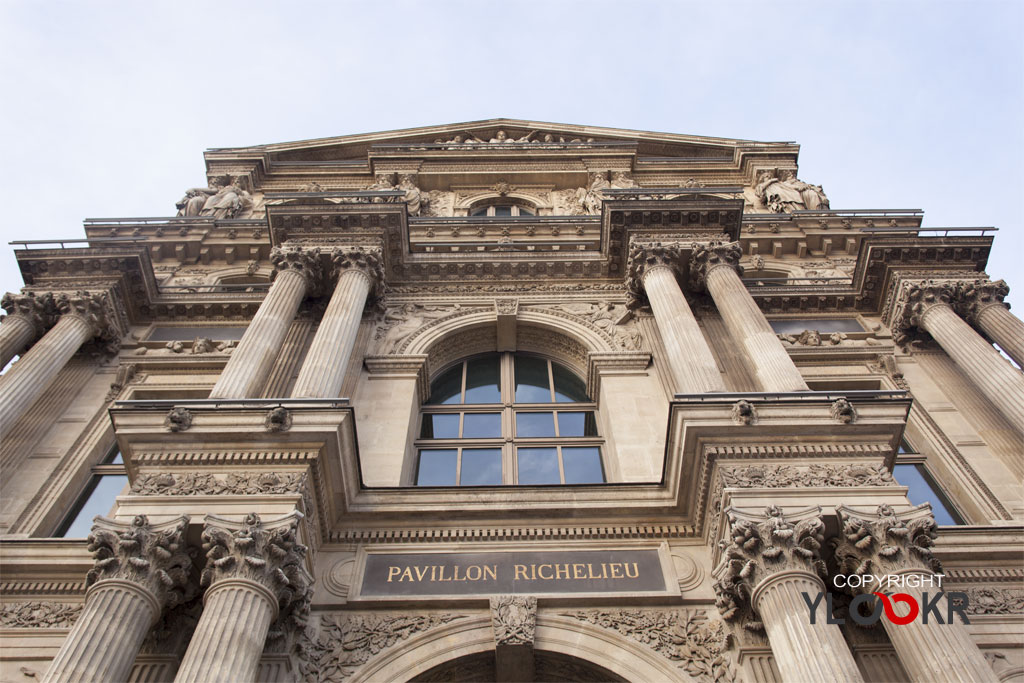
[769,319,863,334]
[427,365,463,405]
[460,448,503,485]
[552,362,588,402]
[61,475,129,538]
[515,356,551,402]
[493,205,513,216]
[517,447,560,484]
[562,447,605,484]
[893,464,959,525]
[463,413,502,438]
[557,411,598,437]
[470,207,489,216]
[516,412,555,437]
[420,413,460,439]
[416,449,457,486]
[107,450,123,465]
[898,440,914,454]
[464,355,501,404]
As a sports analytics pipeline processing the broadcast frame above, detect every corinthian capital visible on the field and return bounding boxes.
[887,279,958,340]
[625,242,684,308]
[688,241,743,291]
[712,506,826,630]
[200,512,310,611]
[271,245,325,294]
[330,245,385,299]
[54,290,123,342]
[1,291,57,335]
[831,504,942,591]
[957,278,1010,325]
[86,515,194,611]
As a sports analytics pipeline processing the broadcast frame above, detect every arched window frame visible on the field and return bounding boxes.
[414,352,605,486]
[468,200,537,217]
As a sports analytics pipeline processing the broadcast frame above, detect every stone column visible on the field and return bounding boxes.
[0,292,54,368]
[209,246,322,399]
[291,246,383,398]
[959,279,1024,369]
[43,516,193,683]
[0,291,116,431]
[175,512,310,683]
[626,243,725,393]
[834,504,997,683]
[894,280,1024,428]
[690,243,809,392]
[714,506,863,683]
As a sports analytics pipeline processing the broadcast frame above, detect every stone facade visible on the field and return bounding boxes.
[1,120,1022,682]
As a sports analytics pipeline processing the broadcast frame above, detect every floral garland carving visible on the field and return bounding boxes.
[0,602,82,628]
[131,472,307,496]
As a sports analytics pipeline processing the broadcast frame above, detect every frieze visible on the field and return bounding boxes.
[718,463,894,489]
[526,302,642,351]
[0,601,82,628]
[131,471,308,496]
[296,612,464,682]
[330,523,693,544]
[961,587,1024,615]
[561,609,735,683]
[372,303,472,355]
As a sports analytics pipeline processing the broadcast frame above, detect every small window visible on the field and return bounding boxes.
[470,204,535,217]
[57,448,127,537]
[416,353,604,486]
[892,462,963,526]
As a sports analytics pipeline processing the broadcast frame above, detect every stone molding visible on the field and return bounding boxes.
[688,241,744,292]
[199,511,310,614]
[490,595,537,647]
[1,291,56,337]
[0,601,82,628]
[329,522,693,544]
[832,503,942,586]
[712,506,827,632]
[85,514,193,612]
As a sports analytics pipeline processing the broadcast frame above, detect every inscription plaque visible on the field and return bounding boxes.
[361,549,666,596]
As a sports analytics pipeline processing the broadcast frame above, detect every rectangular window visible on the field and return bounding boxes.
[892,463,963,526]
[57,448,127,537]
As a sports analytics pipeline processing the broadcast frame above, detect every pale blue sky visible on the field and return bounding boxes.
[0,0,1021,307]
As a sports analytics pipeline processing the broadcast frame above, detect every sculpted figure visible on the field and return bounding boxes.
[374,303,459,354]
[583,171,611,215]
[610,171,637,189]
[489,130,513,144]
[367,173,395,192]
[755,169,829,213]
[397,174,422,215]
[198,177,254,219]
[176,187,215,217]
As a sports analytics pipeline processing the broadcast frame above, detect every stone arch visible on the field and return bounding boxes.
[350,614,686,683]
[456,190,552,213]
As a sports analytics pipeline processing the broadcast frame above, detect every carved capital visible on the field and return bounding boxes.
[270,245,325,294]
[832,504,942,591]
[888,279,958,340]
[490,595,537,646]
[200,512,310,611]
[54,290,122,343]
[625,242,684,308]
[957,278,1010,325]
[330,245,384,300]
[1,291,56,336]
[86,515,194,611]
[712,506,826,631]
[688,241,743,291]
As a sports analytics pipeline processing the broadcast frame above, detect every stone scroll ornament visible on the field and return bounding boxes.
[86,515,195,611]
[490,595,537,646]
[712,505,827,633]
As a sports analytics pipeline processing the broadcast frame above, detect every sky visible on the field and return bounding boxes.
[0,0,1021,308]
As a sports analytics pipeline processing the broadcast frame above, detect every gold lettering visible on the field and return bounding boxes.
[438,565,451,582]
[400,567,414,582]
[530,564,538,580]
[484,565,497,581]
[555,564,570,580]
[538,564,554,580]
[387,566,401,583]
[514,564,529,581]
[430,565,437,581]
[466,565,481,581]
[625,562,639,579]
[610,563,624,579]
[453,565,464,581]
[414,566,429,581]
[587,563,598,580]
[573,563,586,580]
[601,563,609,579]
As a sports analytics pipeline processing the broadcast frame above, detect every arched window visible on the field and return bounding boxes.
[415,352,604,486]
[469,204,536,217]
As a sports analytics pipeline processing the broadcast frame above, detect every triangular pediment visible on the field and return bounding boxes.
[207,119,794,164]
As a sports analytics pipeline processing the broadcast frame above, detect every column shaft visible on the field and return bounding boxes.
[0,314,93,432]
[752,571,864,683]
[921,303,1024,428]
[643,266,725,393]
[209,269,308,399]
[174,580,276,683]
[43,580,158,683]
[705,265,809,392]
[0,314,36,369]
[880,581,997,682]
[291,269,371,398]
[976,304,1024,369]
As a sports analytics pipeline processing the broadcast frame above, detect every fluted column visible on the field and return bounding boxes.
[714,506,863,683]
[896,280,1024,428]
[626,243,725,393]
[44,516,192,683]
[209,246,322,399]
[175,512,310,683]
[834,505,997,683]
[0,291,114,432]
[959,279,1024,368]
[1,292,54,368]
[291,246,382,398]
[691,242,809,392]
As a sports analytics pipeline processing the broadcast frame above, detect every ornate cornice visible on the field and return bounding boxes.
[689,241,743,292]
